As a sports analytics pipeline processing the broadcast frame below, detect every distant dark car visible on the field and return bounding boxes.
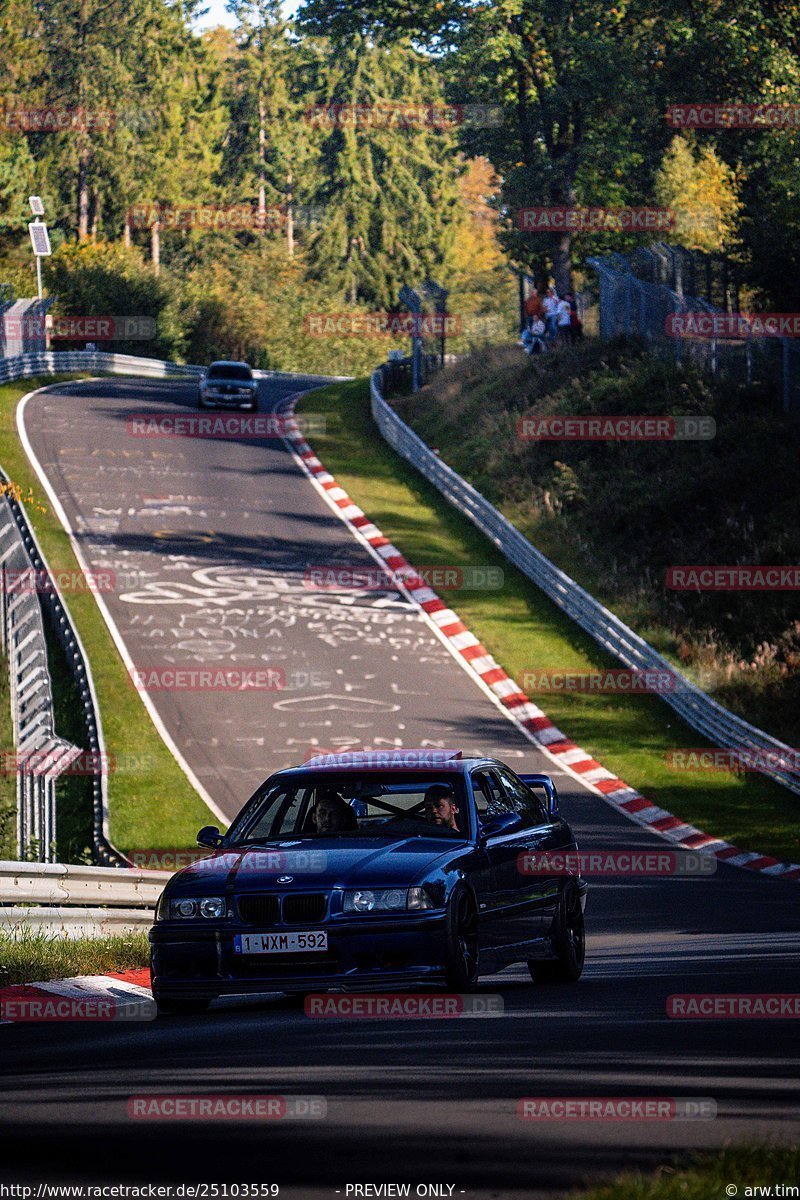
[149,751,587,1015]
[198,361,257,410]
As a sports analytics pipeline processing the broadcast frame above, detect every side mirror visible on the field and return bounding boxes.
[197,825,224,849]
[519,773,559,818]
[481,811,522,839]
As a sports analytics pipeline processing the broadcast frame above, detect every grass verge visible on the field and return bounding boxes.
[0,375,214,856]
[297,379,798,862]
[570,1145,798,1200]
[0,929,150,986]
[402,340,800,747]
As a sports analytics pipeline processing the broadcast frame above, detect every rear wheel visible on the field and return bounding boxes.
[444,887,479,992]
[529,882,585,983]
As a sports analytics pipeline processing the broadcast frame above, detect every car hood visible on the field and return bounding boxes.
[169,836,470,892]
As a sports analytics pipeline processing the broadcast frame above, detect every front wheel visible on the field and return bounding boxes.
[443,886,479,992]
[529,882,585,983]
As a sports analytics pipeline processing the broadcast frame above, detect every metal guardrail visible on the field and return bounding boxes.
[0,465,127,867]
[0,349,202,384]
[0,860,165,937]
[370,368,800,796]
[0,495,83,862]
[1,907,154,936]
[0,859,166,905]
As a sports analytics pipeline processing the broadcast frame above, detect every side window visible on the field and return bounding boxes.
[471,772,492,818]
[239,785,307,839]
[471,770,511,823]
[495,767,548,826]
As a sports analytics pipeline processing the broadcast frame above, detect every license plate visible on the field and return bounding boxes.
[234,931,328,955]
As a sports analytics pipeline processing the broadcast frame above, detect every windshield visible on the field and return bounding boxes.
[208,363,253,381]
[229,773,470,843]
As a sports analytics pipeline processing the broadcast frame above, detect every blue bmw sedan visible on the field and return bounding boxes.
[149,751,588,1014]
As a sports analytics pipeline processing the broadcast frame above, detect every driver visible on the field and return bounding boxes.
[312,788,357,833]
[423,783,460,831]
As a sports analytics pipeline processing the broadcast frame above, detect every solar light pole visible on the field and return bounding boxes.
[28,196,51,301]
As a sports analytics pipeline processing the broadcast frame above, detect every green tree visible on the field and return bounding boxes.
[27,0,152,239]
[44,240,180,355]
[303,36,463,307]
[122,17,228,273]
[297,0,800,291]
[224,1,317,256]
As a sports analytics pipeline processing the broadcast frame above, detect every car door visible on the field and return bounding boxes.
[469,768,511,958]
[478,768,538,952]
[492,765,562,943]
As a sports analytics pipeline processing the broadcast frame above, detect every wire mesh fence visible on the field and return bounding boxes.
[588,244,800,415]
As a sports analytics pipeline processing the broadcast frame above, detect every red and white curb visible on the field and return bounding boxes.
[0,969,153,1024]
[280,397,800,883]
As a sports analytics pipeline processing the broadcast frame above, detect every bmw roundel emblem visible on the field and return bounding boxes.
[277,875,294,884]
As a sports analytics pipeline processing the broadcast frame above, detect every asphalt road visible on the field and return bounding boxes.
[1,373,798,1195]
[19,373,563,818]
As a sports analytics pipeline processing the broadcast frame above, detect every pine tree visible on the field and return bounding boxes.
[27,0,148,239]
[132,27,228,274]
[223,0,316,256]
[304,36,463,309]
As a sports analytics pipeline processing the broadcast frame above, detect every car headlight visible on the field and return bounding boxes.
[167,896,226,920]
[342,887,436,914]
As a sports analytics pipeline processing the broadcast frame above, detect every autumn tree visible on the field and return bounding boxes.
[655,135,741,253]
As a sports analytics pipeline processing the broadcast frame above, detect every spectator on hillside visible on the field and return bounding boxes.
[556,296,572,345]
[567,293,584,342]
[543,287,560,344]
[521,317,547,355]
[530,317,547,354]
[524,289,545,330]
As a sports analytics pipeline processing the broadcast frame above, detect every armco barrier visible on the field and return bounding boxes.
[370,367,800,796]
[0,349,202,384]
[0,348,347,386]
[0,488,83,862]
[0,464,129,866]
[0,859,166,937]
